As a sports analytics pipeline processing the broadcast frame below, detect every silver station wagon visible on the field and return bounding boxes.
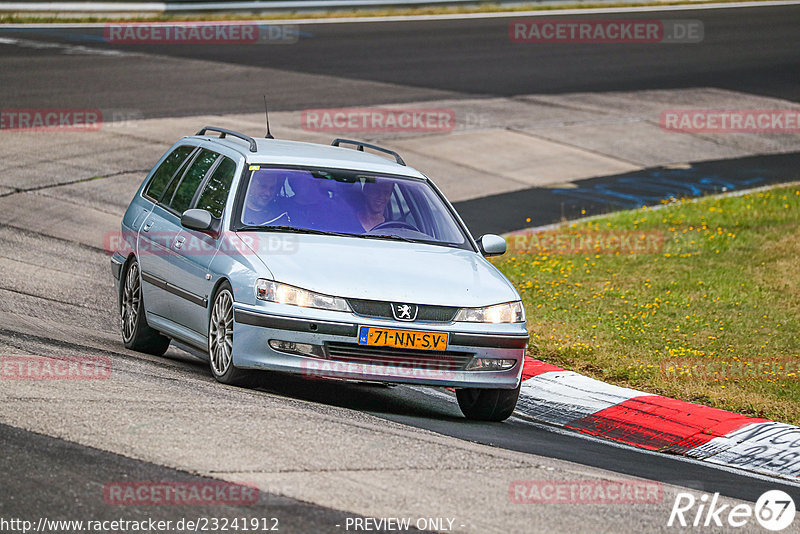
[111,127,528,421]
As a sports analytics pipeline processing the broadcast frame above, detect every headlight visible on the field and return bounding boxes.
[255,280,351,312]
[454,301,525,323]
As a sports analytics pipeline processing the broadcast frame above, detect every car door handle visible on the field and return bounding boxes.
[142,220,154,232]
[174,236,186,249]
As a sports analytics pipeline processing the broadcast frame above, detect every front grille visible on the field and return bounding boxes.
[347,298,458,323]
[325,342,473,371]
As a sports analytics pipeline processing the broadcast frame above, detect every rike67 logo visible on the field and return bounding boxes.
[668,490,796,531]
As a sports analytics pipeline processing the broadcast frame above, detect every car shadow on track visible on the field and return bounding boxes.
[168,342,465,421]
[255,371,466,422]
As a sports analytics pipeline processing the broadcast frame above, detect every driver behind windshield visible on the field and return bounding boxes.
[242,171,290,226]
[357,180,394,231]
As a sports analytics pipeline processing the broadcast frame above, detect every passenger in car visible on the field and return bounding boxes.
[242,171,290,226]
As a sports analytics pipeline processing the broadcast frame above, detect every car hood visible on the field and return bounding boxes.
[238,232,519,307]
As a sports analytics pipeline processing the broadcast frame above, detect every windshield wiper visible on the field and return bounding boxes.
[237,225,354,238]
[238,226,434,245]
[357,233,417,243]
[361,234,464,248]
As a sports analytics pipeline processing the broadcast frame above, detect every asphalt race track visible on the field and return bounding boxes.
[0,423,386,533]
[0,4,799,116]
[457,151,800,236]
[1,3,800,532]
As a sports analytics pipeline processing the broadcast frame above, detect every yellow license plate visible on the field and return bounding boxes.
[358,326,448,351]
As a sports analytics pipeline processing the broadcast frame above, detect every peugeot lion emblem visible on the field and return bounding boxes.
[392,303,418,321]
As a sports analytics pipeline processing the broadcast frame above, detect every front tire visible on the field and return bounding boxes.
[208,282,257,387]
[120,258,170,356]
[456,384,520,422]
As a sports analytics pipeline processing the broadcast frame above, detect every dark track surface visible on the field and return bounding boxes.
[0,423,400,533]
[0,5,799,116]
[141,6,800,102]
[454,151,800,235]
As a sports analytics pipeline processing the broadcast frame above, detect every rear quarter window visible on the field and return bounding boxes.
[143,145,195,202]
[166,149,219,214]
[195,156,237,219]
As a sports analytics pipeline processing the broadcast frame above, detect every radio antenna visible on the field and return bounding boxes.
[263,95,274,139]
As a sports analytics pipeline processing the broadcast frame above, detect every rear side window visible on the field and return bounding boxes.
[195,157,237,218]
[166,149,219,214]
[143,145,195,201]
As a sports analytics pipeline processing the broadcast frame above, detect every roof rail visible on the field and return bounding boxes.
[196,126,258,153]
[331,138,405,166]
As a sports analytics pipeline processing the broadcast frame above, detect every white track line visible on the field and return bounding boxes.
[0,35,134,55]
[1,0,799,27]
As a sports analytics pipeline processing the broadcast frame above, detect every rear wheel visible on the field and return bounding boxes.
[208,282,258,387]
[456,384,520,422]
[120,258,170,356]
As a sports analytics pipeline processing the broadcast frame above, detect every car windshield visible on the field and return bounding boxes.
[236,167,470,248]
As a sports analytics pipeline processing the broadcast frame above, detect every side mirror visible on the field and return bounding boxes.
[478,234,507,256]
[181,209,214,233]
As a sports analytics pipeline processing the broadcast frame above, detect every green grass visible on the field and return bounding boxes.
[494,184,800,425]
[0,0,776,24]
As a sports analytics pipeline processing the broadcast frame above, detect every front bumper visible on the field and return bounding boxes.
[232,304,527,389]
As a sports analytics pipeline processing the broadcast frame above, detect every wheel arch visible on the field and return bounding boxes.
[207,276,233,323]
[118,253,138,314]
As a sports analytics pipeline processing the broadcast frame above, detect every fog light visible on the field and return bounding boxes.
[269,340,325,358]
[465,358,516,371]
